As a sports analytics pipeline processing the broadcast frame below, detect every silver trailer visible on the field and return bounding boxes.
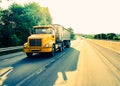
[53,24,71,51]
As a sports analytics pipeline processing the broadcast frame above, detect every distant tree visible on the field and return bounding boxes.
[107,33,117,40]
[39,7,52,25]
[95,34,101,39]
[100,33,107,39]
[94,34,98,39]
[9,3,25,45]
[113,36,119,40]
[1,9,14,46]
[0,7,3,46]
[94,33,119,41]
[0,2,52,47]
[68,27,75,39]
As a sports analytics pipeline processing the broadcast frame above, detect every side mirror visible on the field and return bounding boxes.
[52,35,54,38]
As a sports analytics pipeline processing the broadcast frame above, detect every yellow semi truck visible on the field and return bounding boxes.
[23,24,71,57]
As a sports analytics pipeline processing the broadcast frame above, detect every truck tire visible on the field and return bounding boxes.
[50,45,55,57]
[66,41,70,48]
[26,53,33,58]
[62,42,65,51]
[59,43,63,52]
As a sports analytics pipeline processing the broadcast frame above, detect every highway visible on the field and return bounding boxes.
[0,38,120,86]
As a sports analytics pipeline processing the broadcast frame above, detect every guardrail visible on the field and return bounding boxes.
[0,46,23,52]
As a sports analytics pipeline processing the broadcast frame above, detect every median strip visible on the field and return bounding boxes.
[0,46,23,56]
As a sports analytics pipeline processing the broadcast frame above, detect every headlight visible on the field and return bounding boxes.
[23,43,28,48]
[44,44,50,48]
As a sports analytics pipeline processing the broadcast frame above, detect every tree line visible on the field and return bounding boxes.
[0,2,52,47]
[68,27,75,40]
[94,33,120,40]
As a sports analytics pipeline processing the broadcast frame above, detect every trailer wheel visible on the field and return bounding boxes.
[26,53,33,58]
[50,45,55,57]
[66,41,70,48]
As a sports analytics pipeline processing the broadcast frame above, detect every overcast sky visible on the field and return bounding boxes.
[0,0,120,34]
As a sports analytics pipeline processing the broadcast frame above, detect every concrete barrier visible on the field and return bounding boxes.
[0,46,23,52]
[0,46,23,56]
[87,39,120,53]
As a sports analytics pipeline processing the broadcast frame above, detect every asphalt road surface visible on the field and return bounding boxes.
[0,38,120,86]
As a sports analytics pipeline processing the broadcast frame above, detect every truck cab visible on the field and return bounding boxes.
[23,24,70,58]
[23,25,56,57]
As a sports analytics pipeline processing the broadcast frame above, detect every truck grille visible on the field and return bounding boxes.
[29,39,42,46]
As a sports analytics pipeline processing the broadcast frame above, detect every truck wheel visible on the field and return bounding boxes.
[50,45,55,57]
[59,43,63,52]
[62,43,65,51]
[26,53,33,58]
[66,41,70,48]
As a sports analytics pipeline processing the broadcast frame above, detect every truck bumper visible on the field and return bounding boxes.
[23,47,52,53]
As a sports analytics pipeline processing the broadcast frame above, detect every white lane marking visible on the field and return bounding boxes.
[2,59,9,62]
[44,52,65,68]
[36,67,45,75]
[0,67,13,86]
[56,52,66,59]
[16,52,66,86]
[16,71,36,86]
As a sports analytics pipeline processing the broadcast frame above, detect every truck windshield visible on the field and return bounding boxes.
[34,28,53,34]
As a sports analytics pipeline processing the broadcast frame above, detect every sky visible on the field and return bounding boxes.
[0,0,120,34]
